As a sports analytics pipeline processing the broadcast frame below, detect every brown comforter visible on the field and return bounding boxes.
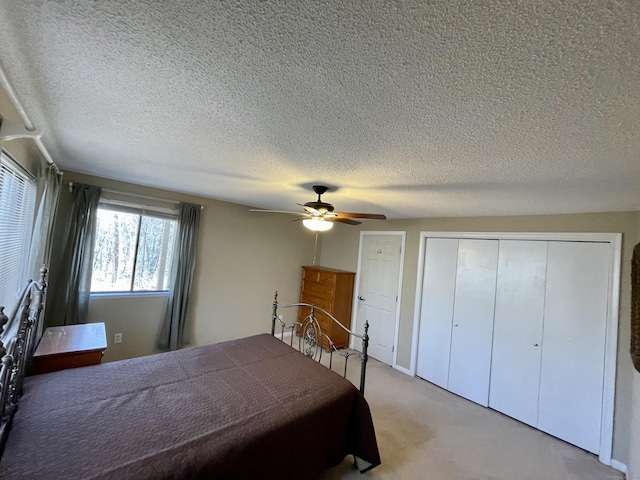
[0,334,380,479]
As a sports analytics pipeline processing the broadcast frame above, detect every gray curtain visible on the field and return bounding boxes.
[47,183,101,326]
[28,164,62,278]
[158,202,200,350]
[27,164,62,340]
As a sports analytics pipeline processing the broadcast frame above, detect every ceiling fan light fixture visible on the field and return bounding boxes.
[250,184,385,229]
[302,218,333,232]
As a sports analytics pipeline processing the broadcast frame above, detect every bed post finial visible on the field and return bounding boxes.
[271,291,278,336]
[38,265,48,287]
[31,265,49,321]
[359,320,370,394]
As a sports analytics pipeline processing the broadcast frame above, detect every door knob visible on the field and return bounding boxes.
[534,343,539,347]
[358,296,365,301]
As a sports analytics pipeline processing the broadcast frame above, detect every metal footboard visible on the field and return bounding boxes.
[270,292,370,395]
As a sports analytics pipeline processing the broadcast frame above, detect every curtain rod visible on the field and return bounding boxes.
[67,182,204,209]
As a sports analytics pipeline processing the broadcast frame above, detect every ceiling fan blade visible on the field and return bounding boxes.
[332,217,362,225]
[256,186,385,228]
[249,209,309,217]
[334,212,387,220]
[297,203,322,216]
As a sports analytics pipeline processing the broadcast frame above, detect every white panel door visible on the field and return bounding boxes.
[356,235,402,365]
[416,238,459,388]
[489,240,547,426]
[448,239,499,406]
[538,241,610,454]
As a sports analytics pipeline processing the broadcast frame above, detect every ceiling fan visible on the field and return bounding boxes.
[250,185,386,231]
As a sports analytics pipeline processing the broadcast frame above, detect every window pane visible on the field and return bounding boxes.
[0,157,36,312]
[91,205,176,294]
[91,209,139,292]
[162,222,176,290]
[133,216,176,291]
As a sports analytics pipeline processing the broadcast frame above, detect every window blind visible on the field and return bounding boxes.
[0,153,36,313]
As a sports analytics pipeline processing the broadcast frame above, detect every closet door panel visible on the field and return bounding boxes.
[416,238,459,388]
[448,239,499,406]
[538,241,610,454]
[489,240,547,427]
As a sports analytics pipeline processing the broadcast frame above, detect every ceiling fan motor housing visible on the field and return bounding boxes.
[307,185,334,213]
[304,201,335,213]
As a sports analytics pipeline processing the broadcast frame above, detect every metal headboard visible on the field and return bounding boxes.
[0,266,48,457]
[270,291,370,394]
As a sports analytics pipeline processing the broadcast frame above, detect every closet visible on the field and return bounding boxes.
[415,234,618,457]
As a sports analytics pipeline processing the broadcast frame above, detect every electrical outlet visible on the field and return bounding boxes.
[114,333,122,344]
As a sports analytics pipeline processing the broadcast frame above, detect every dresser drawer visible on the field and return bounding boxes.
[302,268,321,283]
[311,311,331,330]
[298,307,333,324]
[318,271,336,286]
[302,280,334,300]
[300,293,333,312]
[301,312,330,330]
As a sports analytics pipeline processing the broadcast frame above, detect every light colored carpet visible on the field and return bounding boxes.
[306,347,625,480]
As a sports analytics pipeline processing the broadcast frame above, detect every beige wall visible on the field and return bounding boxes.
[90,294,167,362]
[319,211,639,470]
[56,171,316,361]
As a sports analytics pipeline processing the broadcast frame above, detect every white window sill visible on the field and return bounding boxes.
[90,291,169,299]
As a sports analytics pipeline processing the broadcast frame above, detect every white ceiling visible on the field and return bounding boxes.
[1,0,639,219]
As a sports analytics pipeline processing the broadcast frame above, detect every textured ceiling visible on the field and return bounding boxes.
[1,0,639,218]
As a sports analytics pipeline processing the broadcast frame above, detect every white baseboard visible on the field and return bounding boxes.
[609,459,627,474]
[393,364,412,376]
[276,331,293,342]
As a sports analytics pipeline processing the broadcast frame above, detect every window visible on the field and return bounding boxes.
[0,152,37,312]
[91,204,177,293]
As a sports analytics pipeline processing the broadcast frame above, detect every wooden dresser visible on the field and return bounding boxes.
[31,322,107,375]
[298,266,355,349]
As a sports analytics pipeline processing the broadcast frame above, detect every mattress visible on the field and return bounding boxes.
[0,333,379,479]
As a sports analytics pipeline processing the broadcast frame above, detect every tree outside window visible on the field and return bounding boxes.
[91,208,176,292]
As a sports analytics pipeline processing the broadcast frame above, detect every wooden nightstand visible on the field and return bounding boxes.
[31,323,107,375]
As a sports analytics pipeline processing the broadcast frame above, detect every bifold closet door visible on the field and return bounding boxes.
[447,239,499,406]
[489,240,547,427]
[537,241,610,454]
[416,238,458,388]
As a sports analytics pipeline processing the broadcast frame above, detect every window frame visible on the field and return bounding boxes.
[90,199,178,295]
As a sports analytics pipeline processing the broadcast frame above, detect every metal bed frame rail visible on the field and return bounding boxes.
[270,292,370,394]
[0,266,48,458]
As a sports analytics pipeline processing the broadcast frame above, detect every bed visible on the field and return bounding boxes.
[0,268,380,479]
